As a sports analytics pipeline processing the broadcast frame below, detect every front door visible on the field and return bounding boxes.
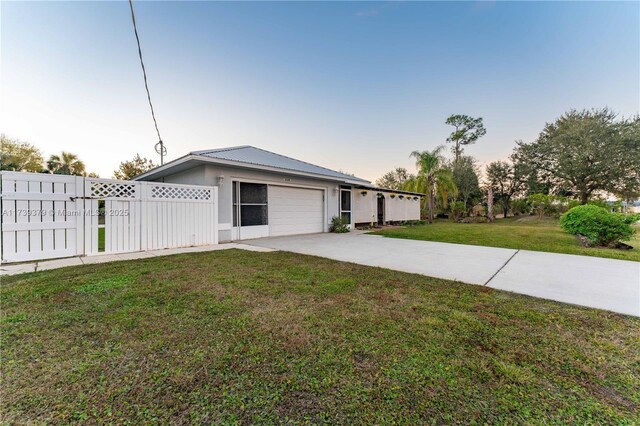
[340,187,352,228]
[231,181,269,240]
[377,195,385,225]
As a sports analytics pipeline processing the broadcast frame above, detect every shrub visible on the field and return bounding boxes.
[449,201,466,220]
[528,193,556,218]
[329,215,350,233]
[511,198,531,216]
[560,205,640,246]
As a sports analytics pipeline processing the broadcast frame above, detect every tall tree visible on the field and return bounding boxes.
[0,135,44,172]
[114,154,157,180]
[46,152,86,176]
[485,159,526,218]
[451,156,481,210]
[513,108,636,204]
[374,167,414,190]
[445,114,487,162]
[404,146,457,223]
[486,185,494,222]
[610,115,640,205]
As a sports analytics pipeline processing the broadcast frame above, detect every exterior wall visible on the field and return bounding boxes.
[353,189,422,225]
[353,190,377,224]
[158,165,344,241]
[385,194,421,222]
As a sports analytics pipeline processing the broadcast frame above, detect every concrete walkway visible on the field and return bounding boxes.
[244,232,640,317]
[2,232,638,317]
[0,243,276,276]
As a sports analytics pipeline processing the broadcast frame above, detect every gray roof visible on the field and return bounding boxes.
[190,146,370,183]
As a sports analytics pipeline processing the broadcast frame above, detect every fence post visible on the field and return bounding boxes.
[0,173,4,263]
[76,176,85,256]
[212,186,219,244]
[139,182,147,251]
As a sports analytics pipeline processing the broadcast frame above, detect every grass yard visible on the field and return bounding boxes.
[370,217,640,262]
[1,250,639,424]
[98,227,105,252]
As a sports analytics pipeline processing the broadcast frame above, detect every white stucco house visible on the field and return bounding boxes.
[134,146,422,242]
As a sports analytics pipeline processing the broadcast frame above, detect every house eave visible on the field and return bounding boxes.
[133,154,371,185]
[352,184,424,197]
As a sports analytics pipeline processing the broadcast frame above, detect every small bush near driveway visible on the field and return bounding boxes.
[561,205,640,247]
[329,215,350,233]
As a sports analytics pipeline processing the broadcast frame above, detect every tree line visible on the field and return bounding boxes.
[0,134,156,179]
[376,108,640,222]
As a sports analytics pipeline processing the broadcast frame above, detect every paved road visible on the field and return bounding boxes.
[244,232,640,317]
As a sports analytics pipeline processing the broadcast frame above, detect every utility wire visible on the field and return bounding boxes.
[128,0,165,162]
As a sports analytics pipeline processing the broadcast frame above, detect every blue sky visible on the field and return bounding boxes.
[2,1,638,180]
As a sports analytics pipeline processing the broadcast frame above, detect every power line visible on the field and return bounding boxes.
[128,0,166,164]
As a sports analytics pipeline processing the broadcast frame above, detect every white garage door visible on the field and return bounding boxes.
[268,186,324,236]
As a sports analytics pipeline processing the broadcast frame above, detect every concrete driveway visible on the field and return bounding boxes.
[244,232,640,317]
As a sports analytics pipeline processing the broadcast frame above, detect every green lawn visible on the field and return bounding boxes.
[98,227,105,252]
[370,217,640,262]
[2,250,639,424]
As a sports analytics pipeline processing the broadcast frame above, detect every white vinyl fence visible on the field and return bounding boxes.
[1,171,218,263]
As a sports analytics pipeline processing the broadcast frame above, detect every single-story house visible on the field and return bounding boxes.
[134,146,423,241]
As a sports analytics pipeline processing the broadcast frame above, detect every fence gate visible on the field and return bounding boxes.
[0,173,84,262]
[1,171,218,263]
[84,178,141,256]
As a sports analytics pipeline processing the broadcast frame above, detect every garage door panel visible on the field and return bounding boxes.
[269,217,323,225]
[268,186,324,236]
[269,205,323,214]
[268,198,323,206]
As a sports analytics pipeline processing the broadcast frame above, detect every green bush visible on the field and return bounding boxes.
[329,216,350,233]
[511,198,531,216]
[449,201,467,220]
[566,198,610,212]
[528,193,557,218]
[560,205,640,246]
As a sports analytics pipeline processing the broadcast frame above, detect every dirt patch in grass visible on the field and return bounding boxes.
[1,249,639,424]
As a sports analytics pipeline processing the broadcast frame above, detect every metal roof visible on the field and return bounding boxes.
[190,146,370,183]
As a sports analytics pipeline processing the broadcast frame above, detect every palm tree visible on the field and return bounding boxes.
[403,146,457,223]
[47,151,86,176]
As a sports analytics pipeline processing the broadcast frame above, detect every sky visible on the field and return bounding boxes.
[1,1,639,181]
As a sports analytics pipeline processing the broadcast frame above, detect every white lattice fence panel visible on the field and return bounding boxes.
[1,172,84,262]
[146,183,213,202]
[141,186,218,250]
[87,179,138,199]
